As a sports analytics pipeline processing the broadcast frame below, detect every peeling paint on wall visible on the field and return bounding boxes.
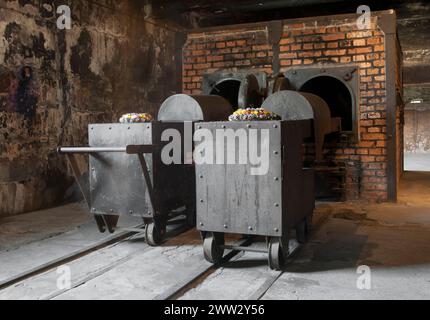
[0,0,180,217]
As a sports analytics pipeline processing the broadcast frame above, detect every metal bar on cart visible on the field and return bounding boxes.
[58,147,127,154]
[58,144,158,233]
[58,145,157,154]
[57,144,157,212]
[221,245,268,254]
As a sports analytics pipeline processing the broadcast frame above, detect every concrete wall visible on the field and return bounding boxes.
[0,0,180,217]
[398,3,430,157]
[404,109,430,153]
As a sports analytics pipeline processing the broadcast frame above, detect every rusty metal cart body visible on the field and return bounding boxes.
[195,90,340,269]
[58,94,232,246]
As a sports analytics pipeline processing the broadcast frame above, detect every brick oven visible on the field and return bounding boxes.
[181,10,403,202]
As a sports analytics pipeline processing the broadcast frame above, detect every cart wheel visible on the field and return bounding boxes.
[268,236,288,270]
[145,221,163,246]
[296,217,309,244]
[203,232,225,264]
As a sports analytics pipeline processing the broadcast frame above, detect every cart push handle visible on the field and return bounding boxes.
[57,144,158,216]
[57,144,156,154]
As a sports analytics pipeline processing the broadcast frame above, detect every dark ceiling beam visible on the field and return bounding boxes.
[148,0,420,29]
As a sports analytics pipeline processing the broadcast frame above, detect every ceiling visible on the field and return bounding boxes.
[147,0,422,29]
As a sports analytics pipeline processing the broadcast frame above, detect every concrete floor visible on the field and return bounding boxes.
[0,172,430,300]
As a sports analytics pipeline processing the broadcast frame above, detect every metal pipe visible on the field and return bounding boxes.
[57,147,127,154]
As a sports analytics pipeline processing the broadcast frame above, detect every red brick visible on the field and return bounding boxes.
[299,51,322,58]
[374,44,384,52]
[207,55,223,62]
[361,156,376,162]
[314,43,326,49]
[360,62,372,68]
[368,112,382,119]
[373,119,385,125]
[213,61,234,68]
[367,68,380,75]
[324,49,346,56]
[369,148,383,155]
[375,156,387,162]
[358,141,376,148]
[356,149,369,155]
[280,52,297,59]
[362,133,385,140]
[187,83,196,89]
[315,27,327,34]
[280,38,294,45]
[353,55,366,62]
[347,31,373,38]
[353,39,366,46]
[198,49,212,55]
[280,60,292,66]
[343,148,356,155]
[360,120,373,127]
[367,127,382,133]
[252,44,271,51]
[217,48,232,54]
[373,60,385,67]
[367,38,381,45]
[194,63,211,70]
[355,47,372,54]
[376,140,386,147]
[340,56,352,63]
[280,45,290,52]
[322,34,345,41]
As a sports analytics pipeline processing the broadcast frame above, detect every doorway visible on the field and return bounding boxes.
[403,84,430,171]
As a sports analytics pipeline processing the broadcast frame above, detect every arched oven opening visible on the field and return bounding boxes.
[209,79,242,110]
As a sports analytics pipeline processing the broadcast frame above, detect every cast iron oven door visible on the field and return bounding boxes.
[202,71,267,109]
[284,65,359,141]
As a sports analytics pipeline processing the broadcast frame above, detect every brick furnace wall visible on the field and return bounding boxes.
[182,12,400,202]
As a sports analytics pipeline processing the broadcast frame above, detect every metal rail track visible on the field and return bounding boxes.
[1,213,330,300]
[0,220,189,291]
[157,211,330,301]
